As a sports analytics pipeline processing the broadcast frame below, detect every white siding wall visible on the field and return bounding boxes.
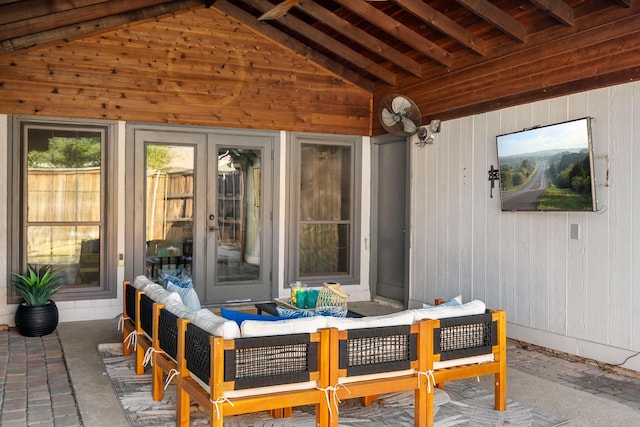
[410,81,640,372]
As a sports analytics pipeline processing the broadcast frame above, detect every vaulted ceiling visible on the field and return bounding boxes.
[1,0,639,133]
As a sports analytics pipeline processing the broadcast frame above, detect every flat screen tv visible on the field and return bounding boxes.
[496,117,597,212]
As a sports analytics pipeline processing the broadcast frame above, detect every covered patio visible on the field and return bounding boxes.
[3,3,640,424]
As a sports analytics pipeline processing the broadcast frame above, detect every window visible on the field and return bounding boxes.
[288,134,361,285]
[9,118,117,301]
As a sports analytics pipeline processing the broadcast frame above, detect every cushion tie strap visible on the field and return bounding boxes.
[316,384,350,420]
[418,370,436,393]
[143,347,164,367]
[164,369,179,390]
[123,331,137,349]
[209,396,234,419]
[117,315,130,332]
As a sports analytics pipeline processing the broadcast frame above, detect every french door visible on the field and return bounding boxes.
[132,129,273,304]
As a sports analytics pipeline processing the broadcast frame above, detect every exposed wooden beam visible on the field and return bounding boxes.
[0,0,179,41]
[211,0,375,91]
[455,0,527,43]
[529,0,574,26]
[391,0,488,56]
[294,0,423,78]
[0,0,108,26]
[333,0,452,67]
[0,0,202,54]
[242,0,395,85]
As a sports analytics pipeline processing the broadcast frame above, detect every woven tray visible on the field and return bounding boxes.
[274,297,315,312]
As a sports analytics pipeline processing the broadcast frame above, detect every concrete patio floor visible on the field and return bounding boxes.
[1,301,640,426]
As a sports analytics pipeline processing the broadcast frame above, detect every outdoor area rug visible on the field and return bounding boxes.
[98,343,568,426]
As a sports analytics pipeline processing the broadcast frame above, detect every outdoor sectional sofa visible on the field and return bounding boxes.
[120,276,506,426]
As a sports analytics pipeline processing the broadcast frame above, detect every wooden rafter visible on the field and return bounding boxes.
[0,0,182,42]
[529,0,574,26]
[242,0,396,85]
[0,0,202,55]
[212,0,375,91]
[294,0,423,78]
[455,0,527,43]
[391,0,488,56]
[333,0,452,67]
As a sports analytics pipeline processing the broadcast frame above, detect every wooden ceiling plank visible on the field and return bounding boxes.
[0,0,178,41]
[528,0,574,26]
[0,0,202,54]
[211,0,375,91]
[455,0,527,42]
[333,0,452,67]
[392,0,488,56]
[294,0,423,77]
[241,0,396,85]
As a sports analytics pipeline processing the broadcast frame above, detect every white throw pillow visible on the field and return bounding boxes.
[422,295,462,308]
[167,281,201,310]
[412,300,486,321]
[325,310,415,331]
[192,309,241,340]
[241,316,328,338]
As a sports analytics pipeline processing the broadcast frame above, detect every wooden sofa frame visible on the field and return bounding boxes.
[120,280,136,357]
[425,309,507,426]
[327,322,430,426]
[121,280,507,426]
[175,318,333,427]
[151,304,180,401]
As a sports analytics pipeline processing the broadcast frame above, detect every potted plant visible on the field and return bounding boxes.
[12,264,64,337]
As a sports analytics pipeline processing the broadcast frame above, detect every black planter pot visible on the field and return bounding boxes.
[15,300,59,337]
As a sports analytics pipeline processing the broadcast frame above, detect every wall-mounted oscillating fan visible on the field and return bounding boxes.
[378,94,440,146]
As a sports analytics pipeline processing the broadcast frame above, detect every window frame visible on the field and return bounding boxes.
[8,116,118,302]
[287,133,361,287]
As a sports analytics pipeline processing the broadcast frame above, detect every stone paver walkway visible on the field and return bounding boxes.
[0,329,81,427]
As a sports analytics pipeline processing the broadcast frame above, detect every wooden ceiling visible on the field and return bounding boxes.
[1,0,640,132]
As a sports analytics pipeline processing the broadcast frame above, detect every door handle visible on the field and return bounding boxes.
[208,214,218,232]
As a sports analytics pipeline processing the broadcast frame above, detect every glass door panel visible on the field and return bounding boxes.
[144,144,194,283]
[216,148,261,282]
[207,136,272,304]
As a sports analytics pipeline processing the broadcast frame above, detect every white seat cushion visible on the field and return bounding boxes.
[240,316,327,337]
[325,310,415,330]
[132,275,155,290]
[412,300,486,321]
[192,309,241,340]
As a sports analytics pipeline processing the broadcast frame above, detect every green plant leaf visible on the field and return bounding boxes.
[12,264,64,306]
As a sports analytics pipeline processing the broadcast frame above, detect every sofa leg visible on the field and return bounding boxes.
[494,309,507,411]
[269,407,292,418]
[361,395,377,406]
[152,365,162,401]
[175,387,190,427]
[136,345,145,375]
